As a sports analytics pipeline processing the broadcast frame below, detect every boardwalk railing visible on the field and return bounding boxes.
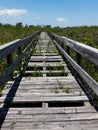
[0,31,40,87]
[48,32,98,96]
[0,30,98,97]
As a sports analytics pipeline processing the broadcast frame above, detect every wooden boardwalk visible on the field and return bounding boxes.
[0,32,98,130]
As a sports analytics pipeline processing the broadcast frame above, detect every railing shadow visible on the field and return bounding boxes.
[0,75,22,128]
[76,78,98,112]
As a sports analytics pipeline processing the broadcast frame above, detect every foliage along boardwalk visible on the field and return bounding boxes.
[0,32,98,130]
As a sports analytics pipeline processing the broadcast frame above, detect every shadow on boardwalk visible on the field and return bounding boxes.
[0,76,22,128]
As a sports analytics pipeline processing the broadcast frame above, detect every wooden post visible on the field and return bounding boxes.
[66,46,70,55]
[75,52,81,79]
[76,52,81,66]
[18,46,21,55]
[7,54,13,80]
[18,46,22,71]
[50,34,53,40]
[61,42,64,48]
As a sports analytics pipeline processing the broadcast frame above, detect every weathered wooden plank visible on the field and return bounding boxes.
[4,82,80,89]
[25,70,69,74]
[2,91,85,97]
[2,112,98,122]
[3,86,83,92]
[21,75,74,81]
[2,85,82,98]
[30,56,62,59]
[2,78,81,95]
[32,53,59,56]
[2,89,83,98]
[18,82,78,88]
[0,95,89,103]
[1,106,97,115]
[29,58,63,62]
[1,120,98,130]
[28,62,67,67]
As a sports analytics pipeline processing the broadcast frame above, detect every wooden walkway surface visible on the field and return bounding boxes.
[0,32,98,130]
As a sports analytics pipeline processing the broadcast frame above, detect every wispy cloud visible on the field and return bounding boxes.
[32,14,41,19]
[56,17,67,23]
[34,16,41,19]
[0,9,27,16]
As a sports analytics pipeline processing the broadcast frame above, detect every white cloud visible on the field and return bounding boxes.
[0,9,27,16]
[56,17,67,23]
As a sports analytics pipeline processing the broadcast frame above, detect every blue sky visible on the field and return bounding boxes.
[0,0,98,27]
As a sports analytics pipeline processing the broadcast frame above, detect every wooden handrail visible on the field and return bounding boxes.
[0,31,41,87]
[49,32,98,66]
[0,31,40,60]
[48,32,98,96]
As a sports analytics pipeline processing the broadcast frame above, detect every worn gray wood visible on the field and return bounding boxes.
[49,32,98,66]
[0,95,89,103]
[0,32,98,130]
[62,36,98,66]
[53,40,98,96]
[28,62,67,67]
[29,58,63,62]
[2,112,98,122]
[1,106,97,115]
[31,55,62,59]
[1,121,98,130]
[0,39,21,60]
[33,52,59,54]
[25,70,69,74]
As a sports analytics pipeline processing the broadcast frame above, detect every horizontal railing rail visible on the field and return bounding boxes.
[48,32,98,66]
[0,31,41,87]
[48,32,98,96]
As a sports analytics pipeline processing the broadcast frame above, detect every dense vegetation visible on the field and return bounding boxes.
[0,23,98,100]
[0,22,41,45]
[45,25,98,49]
[0,23,98,49]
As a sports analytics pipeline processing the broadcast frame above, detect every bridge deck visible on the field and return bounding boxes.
[0,32,98,130]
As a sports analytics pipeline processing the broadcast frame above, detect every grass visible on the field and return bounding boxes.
[47,41,51,48]
[61,70,68,76]
[28,77,31,80]
[0,82,6,93]
[54,86,59,93]
[61,61,65,64]
[21,66,27,75]
[31,64,42,77]
[46,62,68,77]
[47,64,65,71]
[57,79,63,89]
[79,90,82,96]
[62,87,70,93]
[32,48,36,54]
[54,79,70,93]
[31,70,42,77]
